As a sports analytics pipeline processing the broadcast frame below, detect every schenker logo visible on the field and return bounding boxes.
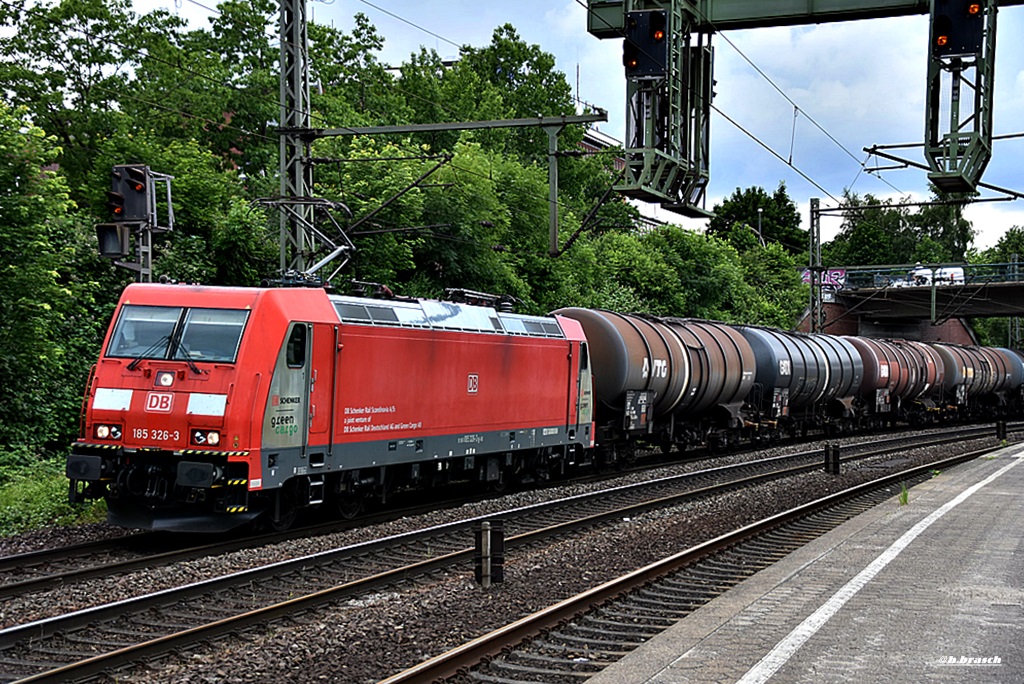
[272,395,302,406]
[146,392,173,413]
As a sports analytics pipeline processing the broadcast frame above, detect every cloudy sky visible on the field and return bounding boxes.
[139,0,1024,249]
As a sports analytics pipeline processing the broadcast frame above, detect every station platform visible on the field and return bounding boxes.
[588,444,1024,684]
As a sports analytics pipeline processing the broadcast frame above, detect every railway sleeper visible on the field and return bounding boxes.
[531,636,633,657]
[545,630,639,653]
[637,585,720,603]
[63,633,138,648]
[566,623,654,641]
[606,604,695,621]
[504,650,612,668]
[660,574,732,592]
[595,607,683,625]
[486,657,602,677]
[581,615,667,634]
[0,656,64,670]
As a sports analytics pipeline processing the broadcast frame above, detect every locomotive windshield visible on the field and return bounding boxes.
[107,305,249,364]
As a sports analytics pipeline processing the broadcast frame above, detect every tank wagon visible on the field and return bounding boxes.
[67,286,1024,532]
[737,327,864,434]
[552,310,757,452]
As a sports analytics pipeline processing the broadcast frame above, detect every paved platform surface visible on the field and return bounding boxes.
[588,443,1024,684]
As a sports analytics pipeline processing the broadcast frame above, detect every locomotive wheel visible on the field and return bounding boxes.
[488,471,511,494]
[336,493,363,520]
[269,508,296,532]
[267,486,298,532]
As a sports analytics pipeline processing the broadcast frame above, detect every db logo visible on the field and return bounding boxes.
[146,392,174,413]
[467,374,479,394]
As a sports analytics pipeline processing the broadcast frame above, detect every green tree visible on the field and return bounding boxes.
[310,13,408,129]
[907,189,975,262]
[131,0,281,181]
[457,24,575,161]
[822,193,914,266]
[0,104,78,452]
[587,226,761,321]
[0,0,187,197]
[975,226,1024,265]
[715,217,806,328]
[824,191,975,267]
[739,242,807,328]
[706,183,806,257]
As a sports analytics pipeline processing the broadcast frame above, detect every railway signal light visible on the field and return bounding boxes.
[931,0,985,57]
[110,164,152,223]
[650,9,666,43]
[622,10,668,79]
[95,223,131,258]
[106,190,126,219]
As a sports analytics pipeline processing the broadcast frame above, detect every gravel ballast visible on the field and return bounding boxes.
[0,435,1002,683]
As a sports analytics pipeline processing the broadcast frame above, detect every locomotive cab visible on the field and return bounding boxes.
[67,293,263,532]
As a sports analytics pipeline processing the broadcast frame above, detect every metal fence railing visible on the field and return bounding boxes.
[801,262,1024,291]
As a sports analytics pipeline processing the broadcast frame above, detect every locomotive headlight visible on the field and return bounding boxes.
[191,430,221,447]
[156,371,175,387]
[93,424,122,440]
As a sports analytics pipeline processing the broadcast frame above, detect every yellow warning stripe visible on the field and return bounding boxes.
[180,449,249,456]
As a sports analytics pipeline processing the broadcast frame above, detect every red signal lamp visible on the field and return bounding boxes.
[106,190,126,217]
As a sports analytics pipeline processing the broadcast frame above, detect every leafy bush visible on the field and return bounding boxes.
[0,458,106,536]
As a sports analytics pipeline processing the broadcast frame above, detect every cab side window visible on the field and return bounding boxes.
[286,325,307,368]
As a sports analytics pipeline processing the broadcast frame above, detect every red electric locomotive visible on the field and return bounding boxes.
[67,284,595,532]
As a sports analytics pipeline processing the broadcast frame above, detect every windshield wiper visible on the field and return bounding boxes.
[127,335,171,371]
[175,344,204,375]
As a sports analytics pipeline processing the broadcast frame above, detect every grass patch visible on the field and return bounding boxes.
[898,481,909,507]
[0,458,106,537]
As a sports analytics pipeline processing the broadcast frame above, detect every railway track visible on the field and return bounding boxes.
[381,443,1003,684]
[0,425,1008,683]
[0,423,1005,603]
